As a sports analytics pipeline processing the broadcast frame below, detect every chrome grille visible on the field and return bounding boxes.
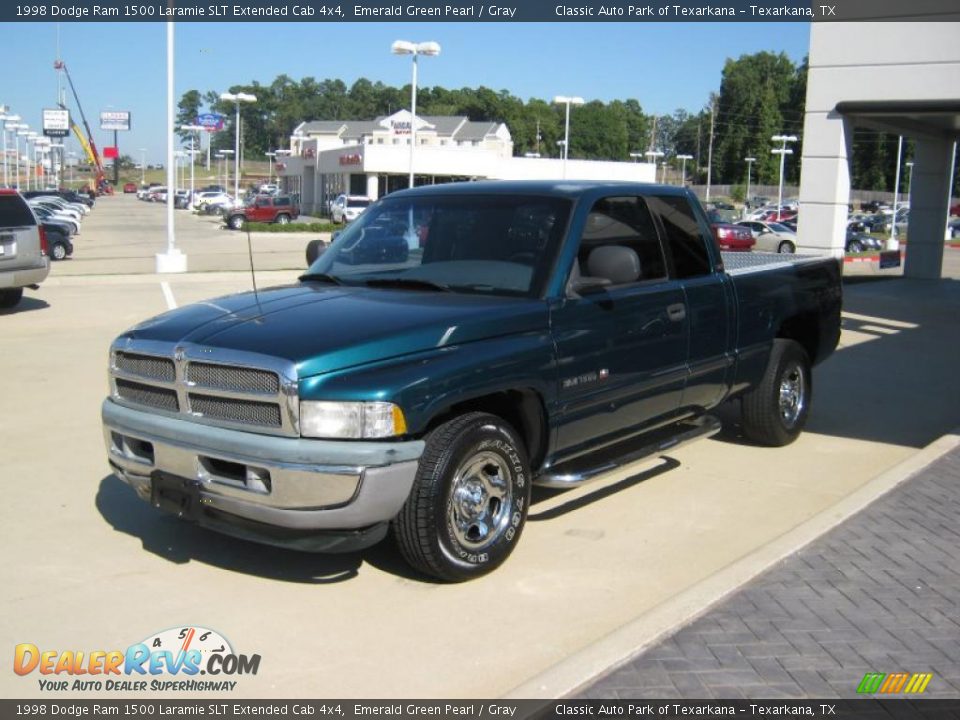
[115,352,175,382]
[116,379,180,412]
[188,393,282,428]
[186,362,279,395]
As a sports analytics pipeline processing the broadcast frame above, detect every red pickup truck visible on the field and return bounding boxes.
[225,195,299,230]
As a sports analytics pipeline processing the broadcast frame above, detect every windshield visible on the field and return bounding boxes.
[304,193,572,298]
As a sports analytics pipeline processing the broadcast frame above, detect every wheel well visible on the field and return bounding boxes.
[425,390,548,471]
[777,313,819,363]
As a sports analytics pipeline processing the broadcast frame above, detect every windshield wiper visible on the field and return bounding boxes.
[299,272,343,285]
[363,277,453,293]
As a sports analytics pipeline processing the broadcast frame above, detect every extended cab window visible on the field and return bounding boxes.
[577,196,666,284]
[650,195,713,279]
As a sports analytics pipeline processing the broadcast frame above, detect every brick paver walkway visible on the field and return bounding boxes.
[579,446,960,699]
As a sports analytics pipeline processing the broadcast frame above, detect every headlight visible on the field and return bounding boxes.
[300,401,407,439]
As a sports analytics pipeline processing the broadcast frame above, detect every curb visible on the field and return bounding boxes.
[503,429,960,700]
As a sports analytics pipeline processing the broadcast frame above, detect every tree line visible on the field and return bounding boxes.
[176,52,942,194]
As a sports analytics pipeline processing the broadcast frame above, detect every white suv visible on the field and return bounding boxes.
[331,195,371,224]
[0,190,50,309]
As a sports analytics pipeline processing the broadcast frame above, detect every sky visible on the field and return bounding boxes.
[3,21,811,165]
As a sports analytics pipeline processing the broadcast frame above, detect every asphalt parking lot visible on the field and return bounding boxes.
[2,195,959,699]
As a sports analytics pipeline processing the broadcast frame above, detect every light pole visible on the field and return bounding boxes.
[25,132,39,191]
[660,162,668,184]
[744,157,757,217]
[891,135,904,247]
[677,154,693,186]
[219,92,257,200]
[16,128,31,189]
[645,150,664,182]
[771,135,797,221]
[553,95,584,179]
[139,148,147,185]
[219,149,233,194]
[4,117,23,187]
[265,151,276,184]
[391,40,441,189]
[181,124,203,207]
[905,160,914,200]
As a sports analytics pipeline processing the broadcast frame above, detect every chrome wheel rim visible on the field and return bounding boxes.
[779,362,806,428]
[449,450,513,552]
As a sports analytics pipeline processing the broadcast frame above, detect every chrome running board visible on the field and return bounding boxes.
[535,415,722,489]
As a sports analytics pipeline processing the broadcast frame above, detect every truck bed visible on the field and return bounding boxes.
[721,251,828,276]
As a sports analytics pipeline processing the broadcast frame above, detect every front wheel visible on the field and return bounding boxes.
[51,242,68,261]
[276,214,291,225]
[393,412,532,582]
[777,240,796,254]
[740,339,811,446]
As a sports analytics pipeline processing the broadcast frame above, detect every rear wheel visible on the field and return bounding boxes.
[847,240,864,253]
[51,242,68,261]
[0,288,24,309]
[228,215,244,230]
[393,412,531,582]
[777,240,796,254]
[305,239,325,265]
[740,339,811,446]
[276,214,291,225]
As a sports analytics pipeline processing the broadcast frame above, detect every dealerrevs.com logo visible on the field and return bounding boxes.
[14,626,261,692]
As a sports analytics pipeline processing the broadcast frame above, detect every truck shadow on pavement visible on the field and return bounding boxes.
[0,296,49,315]
[95,474,365,584]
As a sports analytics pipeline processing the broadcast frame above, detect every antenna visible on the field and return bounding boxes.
[245,221,263,316]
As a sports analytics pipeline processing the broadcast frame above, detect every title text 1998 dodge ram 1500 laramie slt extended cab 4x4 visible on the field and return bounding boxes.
[102,181,841,581]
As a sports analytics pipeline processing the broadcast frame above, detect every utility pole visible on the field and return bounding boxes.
[649,114,657,151]
[706,97,716,202]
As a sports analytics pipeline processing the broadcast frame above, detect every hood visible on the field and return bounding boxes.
[122,283,548,377]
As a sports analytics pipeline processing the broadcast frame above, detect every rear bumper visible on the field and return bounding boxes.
[0,259,50,289]
[102,400,424,550]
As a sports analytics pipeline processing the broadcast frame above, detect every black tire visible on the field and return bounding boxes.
[740,339,811,447]
[0,288,24,309]
[847,240,863,253]
[51,242,68,261]
[276,214,291,225]
[305,239,325,266]
[228,215,244,230]
[777,240,796,254]
[393,412,532,582]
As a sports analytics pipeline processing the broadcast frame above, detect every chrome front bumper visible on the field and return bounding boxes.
[102,400,424,535]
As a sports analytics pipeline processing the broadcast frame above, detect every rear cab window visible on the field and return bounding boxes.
[648,195,717,279]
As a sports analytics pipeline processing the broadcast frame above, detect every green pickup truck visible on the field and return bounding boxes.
[102,181,842,581]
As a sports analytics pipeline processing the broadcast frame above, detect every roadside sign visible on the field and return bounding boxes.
[103,146,119,159]
[879,250,902,269]
[42,108,70,137]
[100,111,131,131]
[197,112,225,132]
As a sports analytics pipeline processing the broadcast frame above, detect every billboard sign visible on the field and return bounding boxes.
[197,112,226,131]
[42,108,70,137]
[102,146,119,159]
[100,110,131,131]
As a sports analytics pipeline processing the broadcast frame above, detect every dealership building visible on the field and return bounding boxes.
[277,109,656,214]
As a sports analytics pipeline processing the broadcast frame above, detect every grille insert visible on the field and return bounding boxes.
[187,362,280,395]
[116,379,180,412]
[115,352,175,382]
[189,393,282,428]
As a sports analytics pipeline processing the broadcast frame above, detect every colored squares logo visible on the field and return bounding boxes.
[857,672,933,694]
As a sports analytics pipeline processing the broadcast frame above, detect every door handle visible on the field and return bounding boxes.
[666,303,686,322]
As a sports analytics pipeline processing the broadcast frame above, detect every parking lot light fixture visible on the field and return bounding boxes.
[771,135,797,221]
[219,92,257,199]
[265,151,276,185]
[553,95,584,179]
[629,152,644,163]
[391,40,441,189]
[677,154,693,186]
[645,150,664,181]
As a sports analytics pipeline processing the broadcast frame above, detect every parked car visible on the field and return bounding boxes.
[0,189,50,309]
[258,183,280,195]
[30,205,79,236]
[43,224,74,261]
[101,181,842,581]
[746,195,770,210]
[845,230,882,254]
[28,201,82,233]
[174,190,192,209]
[224,194,300,230]
[706,209,755,251]
[194,191,232,212]
[123,182,138,194]
[736,220,798,253]
[331,195,371,224]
